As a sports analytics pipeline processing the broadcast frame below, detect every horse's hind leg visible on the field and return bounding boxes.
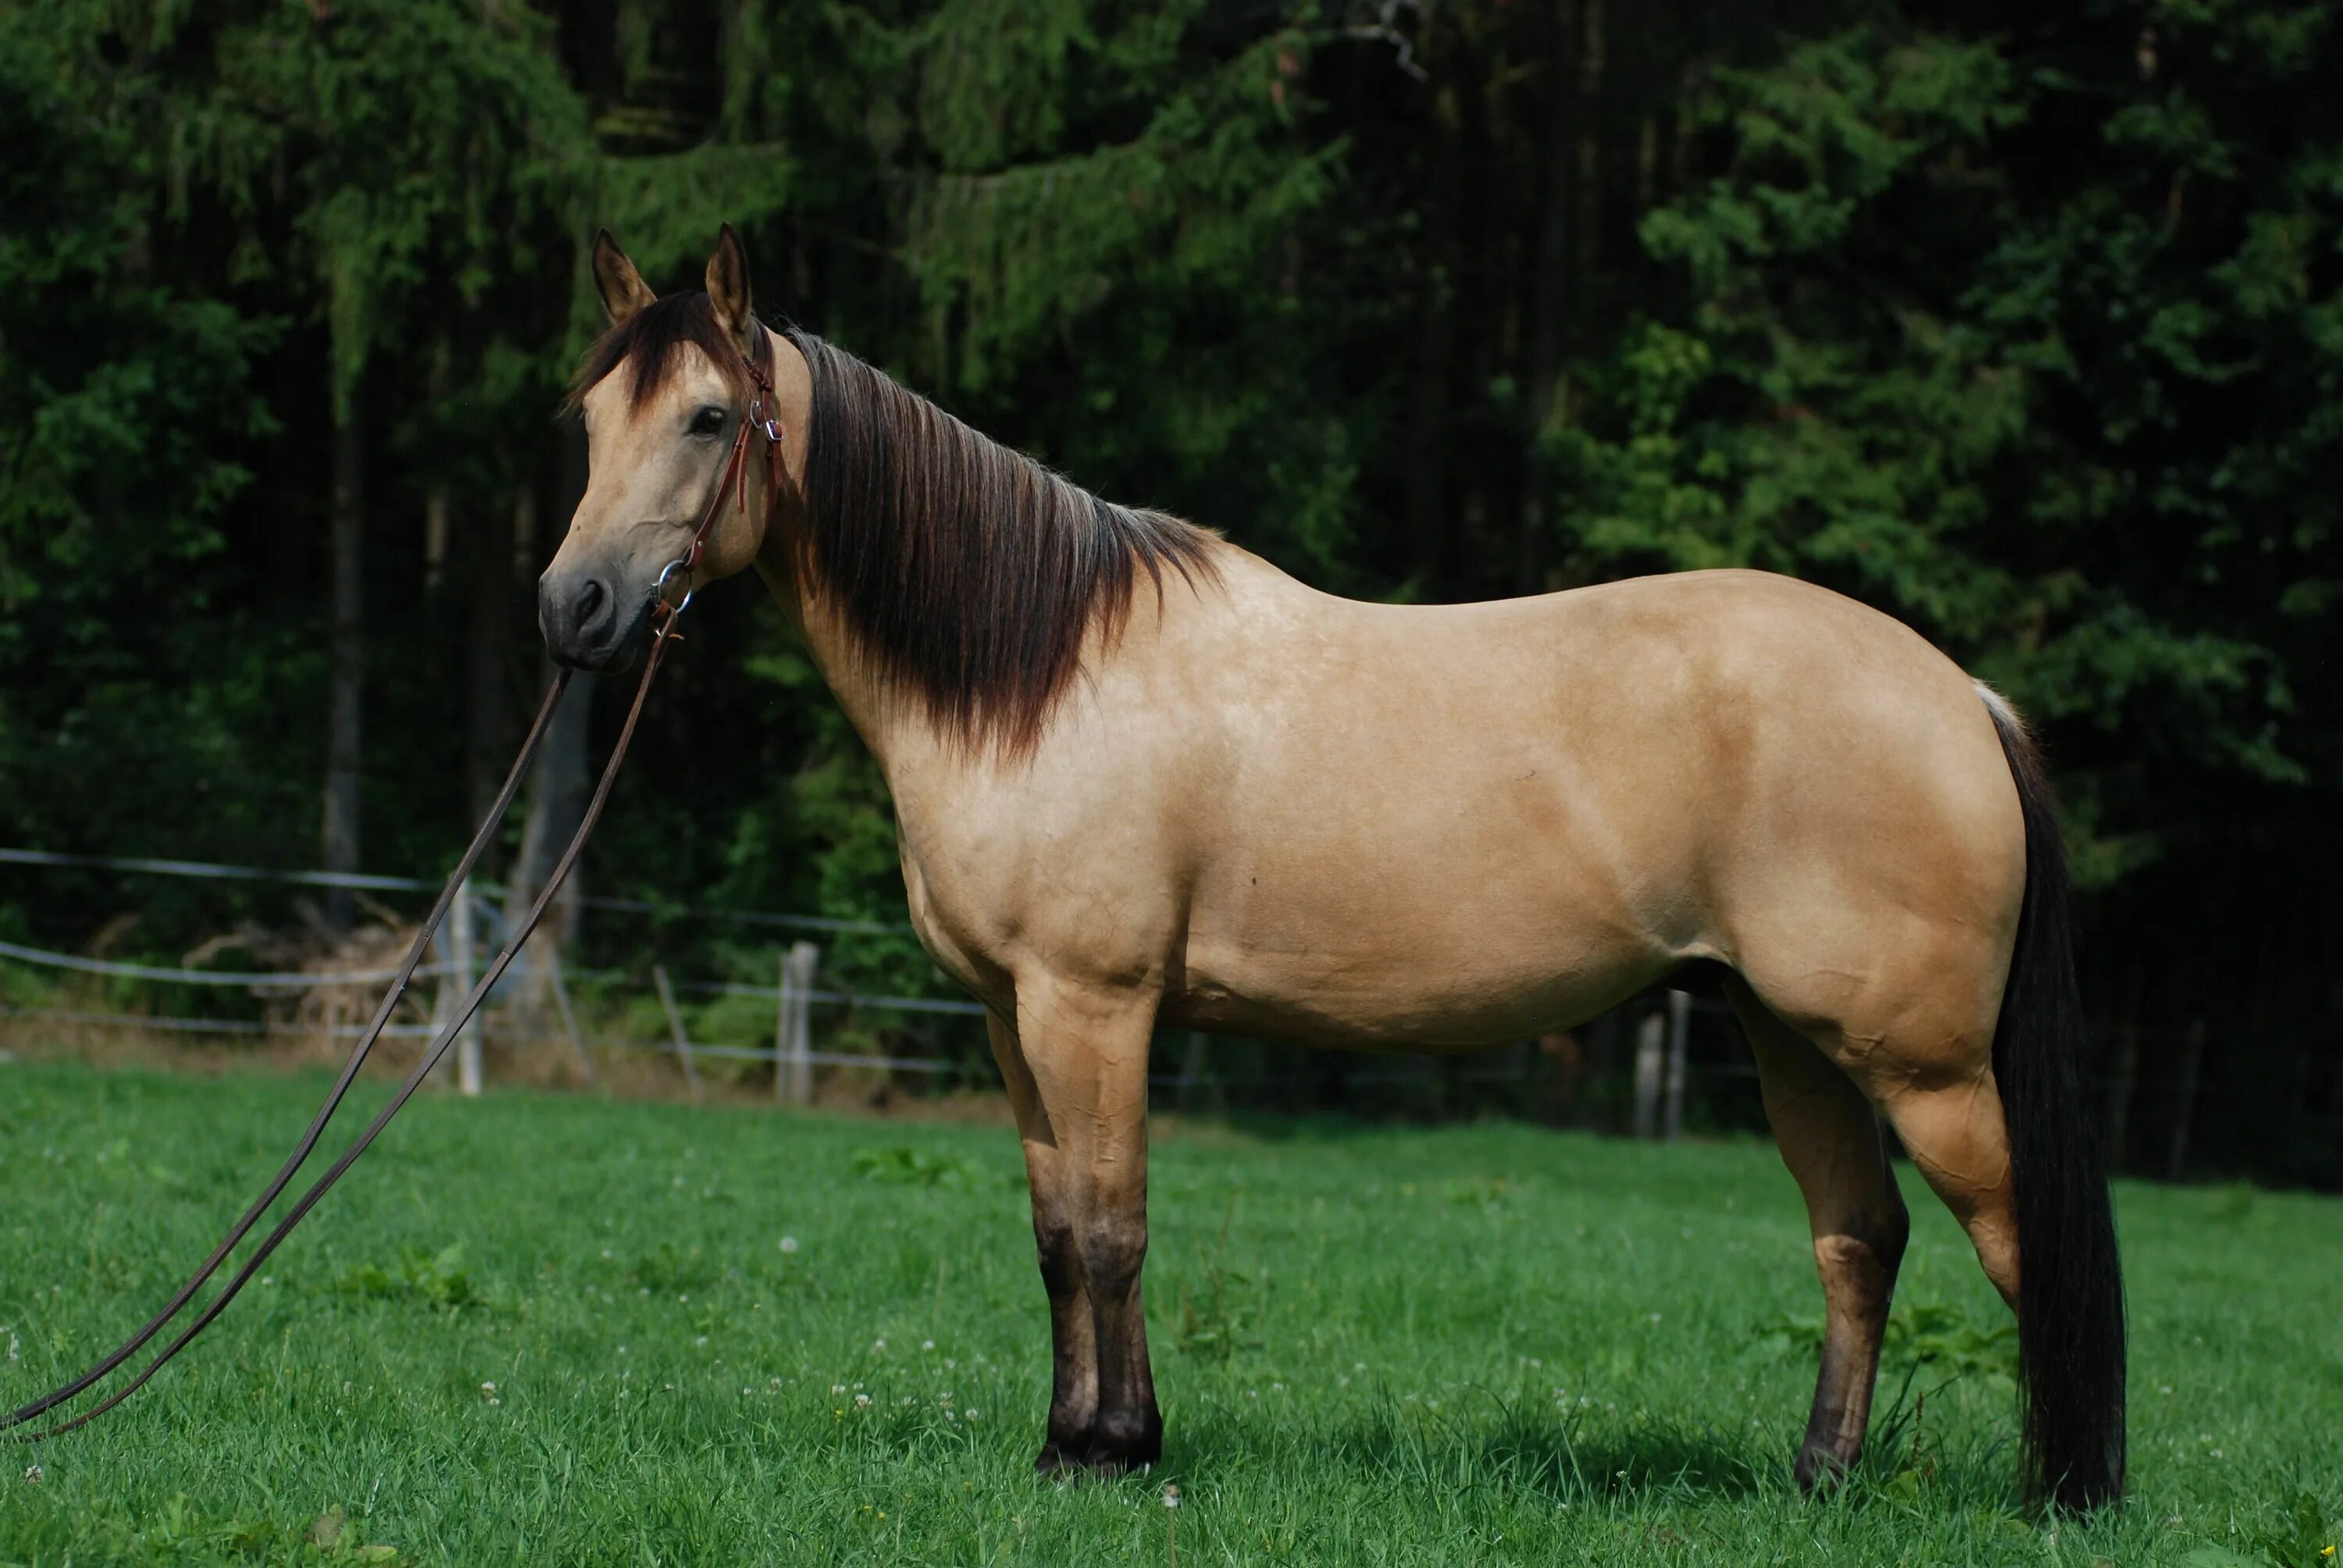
[1728,982,1910,1489]
[987,985,1163,1476]
[1874,1073,2019,1310]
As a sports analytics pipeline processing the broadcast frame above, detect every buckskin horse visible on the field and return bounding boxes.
[539,226,2125,1508]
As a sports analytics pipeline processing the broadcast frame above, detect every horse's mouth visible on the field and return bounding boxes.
[546,593,654,673]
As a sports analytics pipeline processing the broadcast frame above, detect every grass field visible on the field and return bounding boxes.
[0,1060,2335,1565]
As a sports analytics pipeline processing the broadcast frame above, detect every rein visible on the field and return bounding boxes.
[2,332,783,1442]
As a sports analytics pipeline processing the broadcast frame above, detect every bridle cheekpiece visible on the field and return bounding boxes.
[652,328,786,629]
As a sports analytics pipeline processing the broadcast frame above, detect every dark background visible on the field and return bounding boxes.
[1,0,2334,1185]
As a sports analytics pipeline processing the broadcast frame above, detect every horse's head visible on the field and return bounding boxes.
[540,225,808,670]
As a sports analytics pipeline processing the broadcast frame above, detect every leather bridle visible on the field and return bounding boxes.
[2,326,786,1441]
[652,326,786,628]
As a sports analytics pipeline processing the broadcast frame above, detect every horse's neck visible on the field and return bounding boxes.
[750,553,921,770]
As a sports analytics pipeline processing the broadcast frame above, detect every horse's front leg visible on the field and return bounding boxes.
[987,985,1162,1476]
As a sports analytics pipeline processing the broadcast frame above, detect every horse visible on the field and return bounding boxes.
[539,226,2127,1509]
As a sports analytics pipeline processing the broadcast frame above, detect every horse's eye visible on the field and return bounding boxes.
[689,407,726,437]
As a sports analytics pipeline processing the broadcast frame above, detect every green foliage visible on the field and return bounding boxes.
[1747,1293,2015,1384]
[850,1144,993,1189]
[330,1242,482,1310]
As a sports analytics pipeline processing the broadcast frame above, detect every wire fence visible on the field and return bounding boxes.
[2,842,1741,1127]
[7,843,2330,1174]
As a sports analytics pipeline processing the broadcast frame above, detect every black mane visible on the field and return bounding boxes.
[784,328,1219,754]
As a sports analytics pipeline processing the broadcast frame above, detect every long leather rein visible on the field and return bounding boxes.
[2,333,783,1441]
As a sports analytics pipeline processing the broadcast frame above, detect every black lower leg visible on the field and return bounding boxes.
[1794,1202,1910,1490]
[1082,1215,1162,1474]
[1034,1220,1098,1474]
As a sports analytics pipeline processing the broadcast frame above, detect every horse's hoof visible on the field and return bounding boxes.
[1081,1408,1164,1476]
[1793,1445,1854,1495]
[1035,1442,1088,1480]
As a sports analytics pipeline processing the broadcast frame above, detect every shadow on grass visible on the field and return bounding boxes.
[1171,1403,1778,1502]
[1154,1392,2028,1516]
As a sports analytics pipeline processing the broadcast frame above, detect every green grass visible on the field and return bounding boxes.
[0,1060,2336,1566]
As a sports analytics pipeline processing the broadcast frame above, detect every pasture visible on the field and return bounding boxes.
[0,1059,2334,1566]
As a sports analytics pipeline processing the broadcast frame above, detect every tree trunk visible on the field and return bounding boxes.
[1573,0,1605,293]
[465,489,519,832]
[423,338,454,596]
[2166,1016,2206,1181]
[1515,0,1580,592]
[505,659,594,1020]
[322,397,366,931]
[1407,73,1465,590]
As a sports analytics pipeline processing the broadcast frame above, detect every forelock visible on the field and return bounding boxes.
[564,292,744,416]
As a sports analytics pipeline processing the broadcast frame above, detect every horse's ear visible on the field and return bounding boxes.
[592,229,655,326]
[705,222,755,347]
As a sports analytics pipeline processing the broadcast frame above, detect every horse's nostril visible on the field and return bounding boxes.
[576,577,608,629]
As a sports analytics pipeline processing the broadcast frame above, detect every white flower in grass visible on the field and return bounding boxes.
[964,1408,979,1422]
[872,1338,886,1354]
[854,1394,872,1409]
[1161,1485,1180,1509]
[830,1384,847,1395]
[23,1465,42,1484]
[695,1336,710,1348]
[922,1340,935,1352]
[779,1236,799,1254]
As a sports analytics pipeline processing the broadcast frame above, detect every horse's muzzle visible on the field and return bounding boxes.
[538,565,649,672]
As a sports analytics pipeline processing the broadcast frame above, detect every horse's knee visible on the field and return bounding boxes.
[1820,1190,1909,1280]
[1814,1223,1904,1320]
[1079,1213,1148,1303]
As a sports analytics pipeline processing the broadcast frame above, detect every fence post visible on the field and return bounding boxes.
[783,942,801,1101]
[1178,1030,1210,1114]
[453,876,484,1096]
[1661,989,1690,1142]
[783,941,818,1105]
[2166,1015,2206,1181]
[2103,1023,2138,1171]
[1632,1004,1664,1139]
[652,963,704,1102]
[546,945,594,1085]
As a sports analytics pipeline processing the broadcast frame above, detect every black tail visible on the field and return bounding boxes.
[1982,691,2127,1509]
